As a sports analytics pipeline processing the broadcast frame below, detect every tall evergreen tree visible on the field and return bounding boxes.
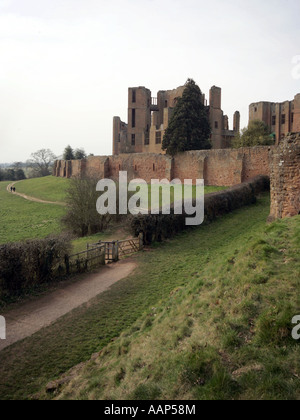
[162,79,211,156]
[63,145,75,161]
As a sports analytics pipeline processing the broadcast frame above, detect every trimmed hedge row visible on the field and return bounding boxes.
[0,235,71,299]
[130,176,270,245]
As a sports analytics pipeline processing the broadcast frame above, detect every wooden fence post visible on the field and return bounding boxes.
[139,233,144,250]
[100,246,106,265]
[112,241,119,262]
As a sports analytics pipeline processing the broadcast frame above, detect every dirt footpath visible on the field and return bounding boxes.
[0,261,137,352]
[7,182,66,206]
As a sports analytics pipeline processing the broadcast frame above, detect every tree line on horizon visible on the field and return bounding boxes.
[0,145,91,181]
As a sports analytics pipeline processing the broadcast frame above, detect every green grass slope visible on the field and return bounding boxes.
[0,181,66,244]
[1,193,298,400]
[14,176,70,203]
[54,211,300,401]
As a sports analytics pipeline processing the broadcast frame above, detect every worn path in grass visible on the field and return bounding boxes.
[7,182,66,206]
[0,260,137,352]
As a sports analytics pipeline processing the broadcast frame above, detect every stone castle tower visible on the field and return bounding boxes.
[113,85,240,155]
[249,94,300,145]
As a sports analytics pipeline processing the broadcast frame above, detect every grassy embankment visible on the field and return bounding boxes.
[49,204,300,401]
[0,193,299,400]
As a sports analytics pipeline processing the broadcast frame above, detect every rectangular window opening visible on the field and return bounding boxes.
[156,131,162,144]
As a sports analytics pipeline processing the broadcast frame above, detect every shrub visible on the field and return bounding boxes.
[130,176,270,245]
[0,235,71,299]
[232,120,275,148]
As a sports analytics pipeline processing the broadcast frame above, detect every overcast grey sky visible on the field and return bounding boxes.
[0,0,299,162]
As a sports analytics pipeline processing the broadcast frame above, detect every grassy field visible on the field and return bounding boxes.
[0,176,227,249]
[1,193,298,400]
[0,177,126,250]
[15,176,226,205]
[0,181,66,244]
[14,176,70,203]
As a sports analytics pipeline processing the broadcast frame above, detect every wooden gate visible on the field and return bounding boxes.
[88,241,118,263]
[104,241,118,263]
[65,244,106,275]
[118,238,140,258]
[87,234,143,263]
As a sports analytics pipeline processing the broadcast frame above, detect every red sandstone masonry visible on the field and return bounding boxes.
[169,147,271,186]
[84,156,109,179]
[241,146,271,181]
[108,154,173,183]
[205,149,243,186]
[172,151,206,183]
[52,139,300,222]
[268,133,300,221]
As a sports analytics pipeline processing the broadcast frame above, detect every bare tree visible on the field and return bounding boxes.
[27,149,56,177]
[62,176,113,237]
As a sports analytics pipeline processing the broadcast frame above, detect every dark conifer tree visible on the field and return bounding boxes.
[63,145,75,161]
[162,79,211,156]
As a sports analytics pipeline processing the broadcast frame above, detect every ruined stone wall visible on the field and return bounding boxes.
[173,151,206,182]
[53,146,273,187]
[71,160,84,178]
[249,95,300,145]
[241,146,271,181]
[108,154,173,183]
[84,156,109,179]
[205,149,243,186]
[268,133,300,221]
[171,147,270,186]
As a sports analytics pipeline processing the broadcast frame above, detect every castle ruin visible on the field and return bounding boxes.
[268,132,300,221]
[249,94,300,144]
[113,85,240,155]
[53,85,300,223]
